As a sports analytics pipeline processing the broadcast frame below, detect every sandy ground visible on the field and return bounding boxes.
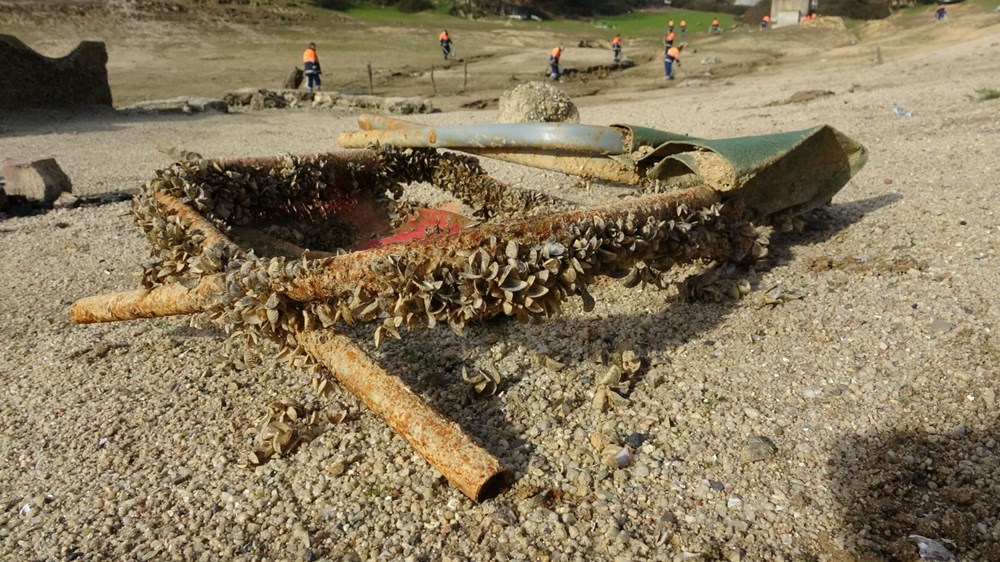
[2,4,1000,561]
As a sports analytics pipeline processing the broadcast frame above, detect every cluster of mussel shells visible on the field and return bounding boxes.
[210,200,756,357]
[132,147,552,290]
[133,146,763,359]
[378,147,553,220]
[248,399,349,465]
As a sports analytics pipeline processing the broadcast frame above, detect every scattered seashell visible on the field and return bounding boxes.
[740,434,778,464]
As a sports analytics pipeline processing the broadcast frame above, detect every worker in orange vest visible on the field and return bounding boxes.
[664,44,683,80]
[679,20,687,37]
[302,42,321,93]
[668,20,675,33]
[711,18,720,33]
[549,46,563,81]
[611,34,622,63]
[761,14,771,30]
[439,30,453,60]
[664,30,676,49]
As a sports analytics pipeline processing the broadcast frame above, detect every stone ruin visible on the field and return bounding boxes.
[0,35,113,111]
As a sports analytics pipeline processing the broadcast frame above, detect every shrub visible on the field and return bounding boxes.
[397,0,434,12]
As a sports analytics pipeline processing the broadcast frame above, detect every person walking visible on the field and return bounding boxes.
[711,18,720,34]
[664,43,683,80]
[549,45,563,81]
[679,20,687,37]
[935,4,947,22]
[668,20,675,33]
[611,34,622,63]
[664,30,675,49]
[761,15,771,30]
[439,30,453,60]
[302,42,321,93]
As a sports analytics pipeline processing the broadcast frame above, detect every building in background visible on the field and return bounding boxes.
[772,0,816,26]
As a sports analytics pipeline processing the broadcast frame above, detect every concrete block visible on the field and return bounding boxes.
[1,158,72,203]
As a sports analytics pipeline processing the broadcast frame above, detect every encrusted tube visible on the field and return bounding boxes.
[71,276,225,324]
[298,331,510,501]
[339,123,628,155]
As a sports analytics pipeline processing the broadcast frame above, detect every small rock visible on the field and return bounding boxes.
[590,432,614,450]
[930,317,954,333]
[604,446,632,469]
[787,90,835,104]
[2,157,72,203]
[52,191,78,209]
[626,432,647,448]
[740,435,778,464]
[292,523,310,547]
[700,56,722,65]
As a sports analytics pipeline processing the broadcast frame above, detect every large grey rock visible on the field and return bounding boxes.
[249,90,286,111]
[497,81,579,124]
[0,34,112,110]
[282,67,304,90]
[1,158,72,203]
[121,96,228,115]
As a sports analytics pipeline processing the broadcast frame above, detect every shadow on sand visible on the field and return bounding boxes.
[827,423,1000,561]
[368,191,903,499]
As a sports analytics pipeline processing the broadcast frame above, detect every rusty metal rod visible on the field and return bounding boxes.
[71,275,225,324]
[353,115,641,183]
[298,331,510,501]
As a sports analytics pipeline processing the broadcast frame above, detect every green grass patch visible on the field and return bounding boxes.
[976,87,1000,101]
[535,11,735,40]
[343,3,442,23]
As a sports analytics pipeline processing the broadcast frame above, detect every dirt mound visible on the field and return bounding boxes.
[0,34,112,110]
[497,81,579,123]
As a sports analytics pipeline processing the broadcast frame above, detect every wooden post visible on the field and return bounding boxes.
[876,45,883,65]
[463,60,468,92]
[431,64,437,94]
[367,62,374,95]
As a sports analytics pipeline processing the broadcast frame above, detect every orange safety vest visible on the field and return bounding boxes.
[302,47,318,64]
[666,46,680,60]
[612,36,621,45]
[712,18,719,25]
[551,47,562,59]
[666,32,675,42]
[439,32,449,41]
[763,15,771,23]
[680,20,686,27]
[668,20,674,27]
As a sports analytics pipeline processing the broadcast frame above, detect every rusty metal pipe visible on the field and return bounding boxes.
[298,331,510,501]
[339,123,628,155]
[71,275,225,324]
[357,113,420,131]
